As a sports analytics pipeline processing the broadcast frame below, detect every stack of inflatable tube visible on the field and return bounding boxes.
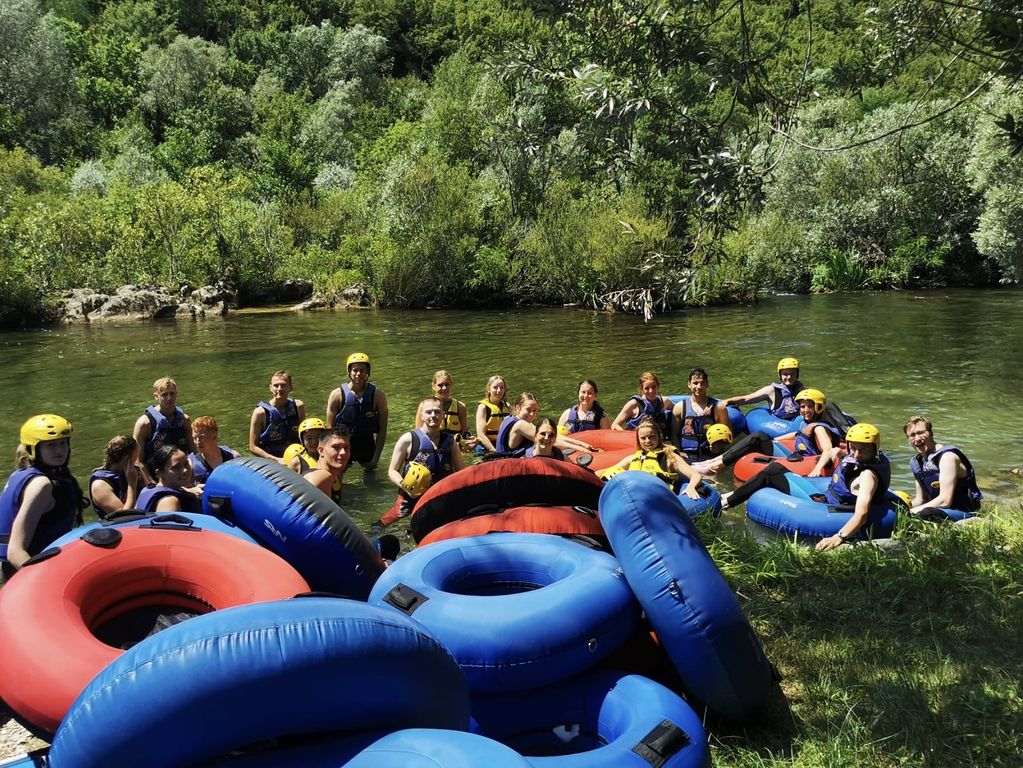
[49,598,470,768]
[472,669,710,768]
[0,526,309,735]
[417,504,605,547]
[600,472,777,721]
[370,533,641,692]
[745,473,900,540]
[666,395,749,436]
[202,456,385,598]
[408,459,604,544]
[48,509,257,548]
[743,406,803,438]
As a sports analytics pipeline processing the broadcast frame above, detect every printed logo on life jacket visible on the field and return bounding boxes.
[263,518,287,542]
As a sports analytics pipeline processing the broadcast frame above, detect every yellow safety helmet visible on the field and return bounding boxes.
[777,357,800,373]
[400,461,432,498]
[282,443,306,463]
[299,418,327,438]
[20,414,73,458]
[795,388,827,415]
[346,352,371,372]
[845,423,880,445]
[596,466,626,482]
[705,423,733,446]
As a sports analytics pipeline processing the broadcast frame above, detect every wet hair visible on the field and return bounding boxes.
[271,370,293,385]
[578,379,598,393]
[513,392,539,414]
[319,425,351,444]
[432,370,453,386]
[633,415,666,449]
[153,376,177,393]
[903,416,933,436]
[146,444,185,479]
[484,375,507,398]
[688,368,709,382]
[103,435,138,469]
[638,372,660,390]
[191,416,218,434]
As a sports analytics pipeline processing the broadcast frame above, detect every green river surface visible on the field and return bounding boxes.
[1,288,1020,537]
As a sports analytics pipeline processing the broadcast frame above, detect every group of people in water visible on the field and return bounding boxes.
[1,354,983,578]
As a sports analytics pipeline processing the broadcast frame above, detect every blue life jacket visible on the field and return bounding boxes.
[564,403,605,433]
[257,399,300,458]
[495,416,531,457]
[793,420,844,456]
[1,466,80,564]
[136,485,201,514]
[910,446,982,512]
[825,452,891,507]
[189,446,238,484]
[405,428,455,481]
[89,468,130,518]
[770,381,804,420]
[676,397,721,457]
[144,405,189,460]
[625,395,671,433]
[335,383,379,438]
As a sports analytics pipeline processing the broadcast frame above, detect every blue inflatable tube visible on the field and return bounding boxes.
[678,482,722,518]
[202,457,384,598]
[48,510,257,549]
[666,396,747,436]
[600,472,776,721]
[369,533,641,693]
[0,752,47,767]
[743,407,802,438]
[472,669,709,768]
[746,474,899,540]
[49,598,469,768]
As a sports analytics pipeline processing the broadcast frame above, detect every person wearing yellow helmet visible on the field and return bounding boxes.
[301,426,351,506]
[903,416,982,520]
[721,357,806,421]
[558,379,611,435]
[416,371,477,452]
[791,390,844,478]
[189,416,240,484]
[286,418,328,474]
[605,416,705,500]
[1,414,84,578]
[721,423,892,550]
[671,368,731,461]
[326,353,389,470]
[133,377,195,483]
[380,397,464,526]
[249,371,306,463]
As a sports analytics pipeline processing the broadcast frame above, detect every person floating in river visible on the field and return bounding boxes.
[89,435,143,519]
[133,377,194,483]
[605,416,704,500]
[249,370,305,462]
[327,353,388,470]
[904,416,983,520]
[380,397,464,526]
[721,423,892,551]
[721,357,805,422]
[558,379,611,434]
[189,416,239,484]
[671,367,731,462]
[611,372,673,433]
[1,414,84,579]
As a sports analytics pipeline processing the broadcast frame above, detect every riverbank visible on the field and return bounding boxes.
[2,504,1018,765]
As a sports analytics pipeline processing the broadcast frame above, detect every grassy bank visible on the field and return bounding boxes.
[702,503,1023,767]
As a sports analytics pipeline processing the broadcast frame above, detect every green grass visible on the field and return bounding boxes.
[696,503,1023,767]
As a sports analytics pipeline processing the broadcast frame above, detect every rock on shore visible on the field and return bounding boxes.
[59,283,233,323]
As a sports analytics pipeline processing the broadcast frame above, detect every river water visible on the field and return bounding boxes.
[1,289,1020,534]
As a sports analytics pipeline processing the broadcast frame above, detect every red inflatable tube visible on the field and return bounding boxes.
[417,504,605,547]
[732,433,835,483]
[408,459,604,543]
[0,526,309,735]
